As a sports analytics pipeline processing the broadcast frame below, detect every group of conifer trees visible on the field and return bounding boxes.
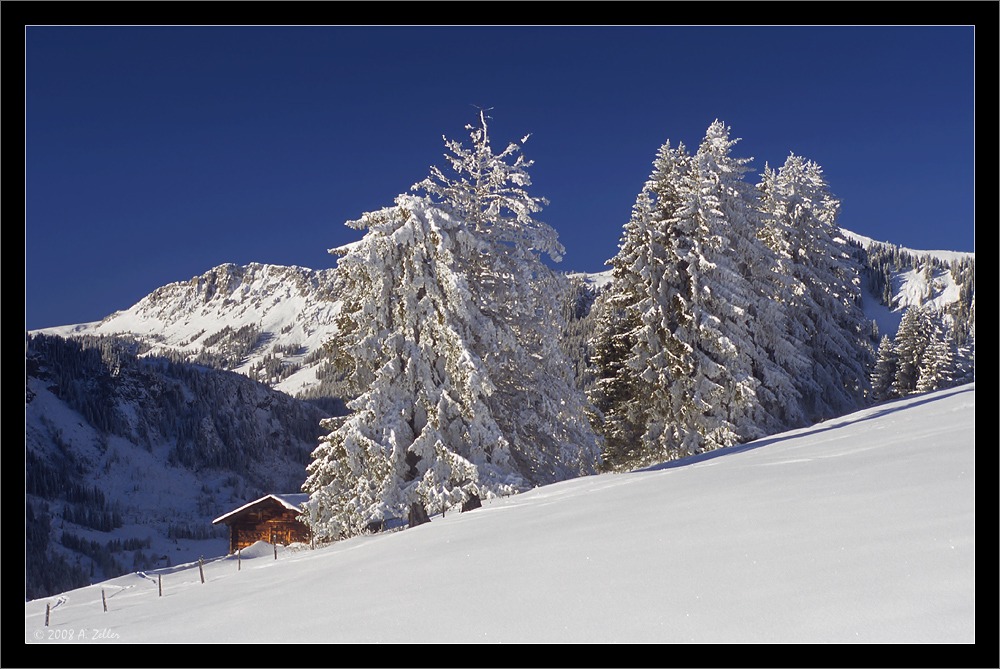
[871,305,974,402]
[587,122,880,471]
[863,241,975,403]
[301,115,973,539]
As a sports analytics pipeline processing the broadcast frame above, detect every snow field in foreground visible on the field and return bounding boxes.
[25,384,974,643]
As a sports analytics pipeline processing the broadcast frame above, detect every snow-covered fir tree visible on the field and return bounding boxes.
[301,198,522,540]
[661,121,808,451]
[588,139,700,468]
[915,334,955,394]
[412,110,601,486]
[588,188,662,469]
[756,153,874,420]
[591,122,814,469]
[871,335,899,402]
[892,306,934,397]
[302,113,600,540]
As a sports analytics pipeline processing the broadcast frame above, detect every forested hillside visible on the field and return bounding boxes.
[25,333,332,600]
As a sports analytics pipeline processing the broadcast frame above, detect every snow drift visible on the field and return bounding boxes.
[25,384,974,643]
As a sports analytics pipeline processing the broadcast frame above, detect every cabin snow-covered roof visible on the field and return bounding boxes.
[212,493,309,525]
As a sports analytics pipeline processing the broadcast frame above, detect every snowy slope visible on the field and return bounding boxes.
[862,264,962,343]
[843,229,974,341]
[25,383,975,644]
[570,268,613,293]
[25,377,228,564]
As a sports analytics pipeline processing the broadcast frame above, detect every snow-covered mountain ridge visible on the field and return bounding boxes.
[841,229,975,265]
[25,383,975,643]
[36,263,344,399]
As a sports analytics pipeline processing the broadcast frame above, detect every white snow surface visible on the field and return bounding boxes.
[25,384,975,644]
[570,268,614,292]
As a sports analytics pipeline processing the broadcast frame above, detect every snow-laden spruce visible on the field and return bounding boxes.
[592,122,792,467]
[757,153,875,420]
[413,112,600,487]
[590,121,876,471]
[302,114,601,540]
[666,121,811,446]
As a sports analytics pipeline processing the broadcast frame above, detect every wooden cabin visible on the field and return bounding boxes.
[212,494,311,554]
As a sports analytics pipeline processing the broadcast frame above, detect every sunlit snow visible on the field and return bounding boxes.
[25,384,974,643]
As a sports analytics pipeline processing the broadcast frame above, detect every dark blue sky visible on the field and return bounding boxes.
[25,26,976,330]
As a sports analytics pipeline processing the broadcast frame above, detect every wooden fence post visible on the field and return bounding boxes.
[102,589,107,612]
[45,603,50,626]
[238,548,241,571]
[158,574,162,597]
[199,556,205,583]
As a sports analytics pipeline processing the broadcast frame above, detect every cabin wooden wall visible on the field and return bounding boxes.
[225,503,310,554]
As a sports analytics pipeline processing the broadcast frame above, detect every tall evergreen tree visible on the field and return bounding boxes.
[412,110,601,485]
[892,306,933,397]
[870,335,899,402]
[588,140,698,467]
[757,153,874,419]
[663,120,797,451]
[915,333,955,394]
[588,189,660,469]
[302,197,519,540]
[303,114,600,540]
